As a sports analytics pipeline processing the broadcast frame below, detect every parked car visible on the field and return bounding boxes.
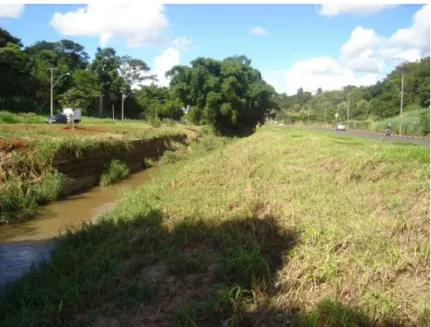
[46,114,67,124]
[336,122,346,131]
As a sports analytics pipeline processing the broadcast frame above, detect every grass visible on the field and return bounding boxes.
[0,118,199,223]
[302,108,430,137]
[0,111,46,124]
[0,126,429,326]
[374,108,429,136]
[99,159,130,187]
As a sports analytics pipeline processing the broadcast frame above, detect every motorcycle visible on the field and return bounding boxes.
[385,128,391,136]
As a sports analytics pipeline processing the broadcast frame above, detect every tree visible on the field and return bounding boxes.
[58,70,100,116]
[118,55,155,89]
[316,87,323,96]
[168,55,276,133]
[88,47,124,116]
[0,28,22,48]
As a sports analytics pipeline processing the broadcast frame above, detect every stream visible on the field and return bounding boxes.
[0,167,159,290]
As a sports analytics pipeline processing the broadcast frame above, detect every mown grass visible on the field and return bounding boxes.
[0,126,429,326]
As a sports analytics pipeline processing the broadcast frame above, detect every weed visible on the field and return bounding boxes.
[99,159,130,187]
[0,126,428,326]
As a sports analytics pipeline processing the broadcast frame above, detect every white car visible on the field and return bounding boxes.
[336,123,346,131]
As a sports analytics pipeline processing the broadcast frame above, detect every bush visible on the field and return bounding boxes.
[99,159,130,187]
[420,109,430,136]
[148,117,162,128]
[162,118,176,127]
[0,170,71,223]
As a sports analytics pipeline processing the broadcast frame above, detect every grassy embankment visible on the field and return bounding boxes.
[0,126,429,326]
[0,121,199,224]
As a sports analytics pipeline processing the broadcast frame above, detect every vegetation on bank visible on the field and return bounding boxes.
[1,126,428,326]
[0,125,196,224]
[99,159,130,187]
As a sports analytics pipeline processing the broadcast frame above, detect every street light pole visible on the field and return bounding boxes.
[400,73,405,136]
[121,91,133,122]
[386,73,405,135]
[47,68,55,117]
[347,92,350,130]
[47,68,69,117]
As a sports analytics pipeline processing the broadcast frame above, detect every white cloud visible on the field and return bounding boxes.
[0,4,24,19]
[284,57,380,95]
[171,36,193,51]
[280,4,430,95]
[319,4,399,17]
[262,70,286,93]
[135,47,180,89]
[250,26,268,36]
[50,3,169,47]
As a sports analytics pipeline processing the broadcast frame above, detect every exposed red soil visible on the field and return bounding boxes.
[0,137,29,152]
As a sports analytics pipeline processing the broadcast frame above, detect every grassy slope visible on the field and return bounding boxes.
[0,126,429,326]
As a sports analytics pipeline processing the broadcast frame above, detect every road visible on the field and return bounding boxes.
[310,127,430,147]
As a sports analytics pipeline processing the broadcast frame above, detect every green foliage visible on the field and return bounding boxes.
[275,57,430,131]
[0,111,45,124]
[419,109,430,135]
[167,56,277,133]
[0,170,71,223]
[99,159,130,187]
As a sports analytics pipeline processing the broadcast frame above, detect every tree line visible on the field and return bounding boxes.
[0,27,429,133]
[0,28,277,133]
[275,56,430,125]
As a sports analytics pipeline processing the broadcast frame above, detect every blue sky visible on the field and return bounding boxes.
[0,4,429,94]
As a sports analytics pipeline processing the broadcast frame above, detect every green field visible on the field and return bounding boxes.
[0,126,429,326]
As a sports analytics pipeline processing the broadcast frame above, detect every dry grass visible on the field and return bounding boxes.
[0,126,429,326]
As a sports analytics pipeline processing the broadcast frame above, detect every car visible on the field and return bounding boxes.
[336,122,346,131]
[46,114,67,124]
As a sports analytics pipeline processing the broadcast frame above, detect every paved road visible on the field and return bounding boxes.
[310,127,430,147]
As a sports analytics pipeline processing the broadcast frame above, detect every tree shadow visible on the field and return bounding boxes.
[0,209,424,327]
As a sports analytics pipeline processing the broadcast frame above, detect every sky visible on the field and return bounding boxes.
[0,3,429,95]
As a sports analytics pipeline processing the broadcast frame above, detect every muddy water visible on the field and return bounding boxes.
[0,167,159,290]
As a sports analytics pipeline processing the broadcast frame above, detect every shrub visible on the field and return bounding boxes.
[99,159,130,187]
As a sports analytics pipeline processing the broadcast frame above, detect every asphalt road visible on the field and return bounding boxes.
[310,127,430,147]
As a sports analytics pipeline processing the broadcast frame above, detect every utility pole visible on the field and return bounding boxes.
[47,68,69,117]
[347,92,350,131]
[400,73,405,136]
[121,92,125,122]
[386,72,406,136]
[47,68,56,117]
[324,103,327,126]
[121,91,133,123]
[112,104,115,120]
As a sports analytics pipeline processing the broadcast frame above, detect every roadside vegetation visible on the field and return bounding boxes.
[275,57,430,136]
[1,126,428,326]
